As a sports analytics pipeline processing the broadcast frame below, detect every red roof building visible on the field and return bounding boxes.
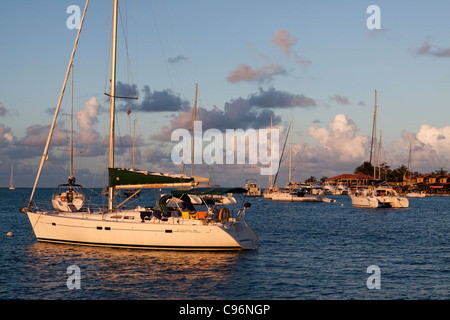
[327,173,375,186]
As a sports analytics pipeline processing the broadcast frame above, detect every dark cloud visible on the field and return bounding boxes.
[152,87,316,141]
[168,55,188,64]
[248,87,316,109]
[115,82,189,113]
[329,94,351,106]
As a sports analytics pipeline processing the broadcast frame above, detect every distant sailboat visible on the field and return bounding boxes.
[9,163,15,190]
[51,63,85,212]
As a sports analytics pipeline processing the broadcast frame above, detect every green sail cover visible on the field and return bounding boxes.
[109,168,195,188]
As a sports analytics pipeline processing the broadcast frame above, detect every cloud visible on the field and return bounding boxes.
[115,82,189,113]
[0,124,14,145]
[272,30,297,56]
[76,96,101,145]
[168,55,187,64]
[330,94,351,106]
[307,114,370,161]
[248,87,316,109]
[21,123,68,147]
[153,104,279,142]
[271,30,311,67]
[226,63,287,84]
[152,87,315,141]
[415,37,450,58]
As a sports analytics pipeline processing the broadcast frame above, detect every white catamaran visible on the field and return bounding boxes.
[21,0,258,251]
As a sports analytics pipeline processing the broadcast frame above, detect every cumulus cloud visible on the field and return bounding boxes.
[226,63,287,84]
[307,114,370,161]
[76,96,101,145]
[397,124,450,172]
[268,114,373,183]
[0,124,14,145]
[21,123,68,146]
[415,37,450,58]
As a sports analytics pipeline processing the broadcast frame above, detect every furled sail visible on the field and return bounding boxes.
[109,167,209,189]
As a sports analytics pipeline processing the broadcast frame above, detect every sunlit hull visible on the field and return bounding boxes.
[351,195,409,208]
[26,210,258,251]
[350,195,379,208]
[271,193,323,202]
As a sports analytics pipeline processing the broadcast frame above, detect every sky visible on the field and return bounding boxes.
[1,0,450,188]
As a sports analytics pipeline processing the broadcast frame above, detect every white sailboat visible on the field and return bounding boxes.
[9,163,15,190]
[21,0,258,251]
[270,115,331,202]
[350,91,408,209]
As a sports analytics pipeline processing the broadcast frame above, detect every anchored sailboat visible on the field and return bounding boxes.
[52,63,85,212]
[21,0,258,250]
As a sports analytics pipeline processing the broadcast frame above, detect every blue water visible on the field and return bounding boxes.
[0,188,449,300]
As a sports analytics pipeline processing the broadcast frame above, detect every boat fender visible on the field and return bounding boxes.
[219,208,229,222]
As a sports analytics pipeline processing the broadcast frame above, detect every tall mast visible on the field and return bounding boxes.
[108,0,119,211]
[378,130,382,179]
[269,114,272,188]
[191,83,198,177]
[70,63,74,182]
[373,90,377,180]
[288,114,293,183]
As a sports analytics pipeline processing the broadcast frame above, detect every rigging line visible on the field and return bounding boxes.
[160,0,196,85]
[118,3,137,93]
[153,0,185,100]
[28,0,89,206]
[148,0,175,92]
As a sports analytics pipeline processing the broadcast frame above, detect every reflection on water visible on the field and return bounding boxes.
[2,189,449,299]
[20,242,250,299]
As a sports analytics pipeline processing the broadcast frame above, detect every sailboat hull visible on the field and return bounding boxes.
[26,211,258,250]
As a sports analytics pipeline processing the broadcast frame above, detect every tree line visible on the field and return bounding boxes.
[303,161,448,184]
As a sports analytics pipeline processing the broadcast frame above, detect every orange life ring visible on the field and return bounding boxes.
[219,208,229,222]
[60,196,67,202]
